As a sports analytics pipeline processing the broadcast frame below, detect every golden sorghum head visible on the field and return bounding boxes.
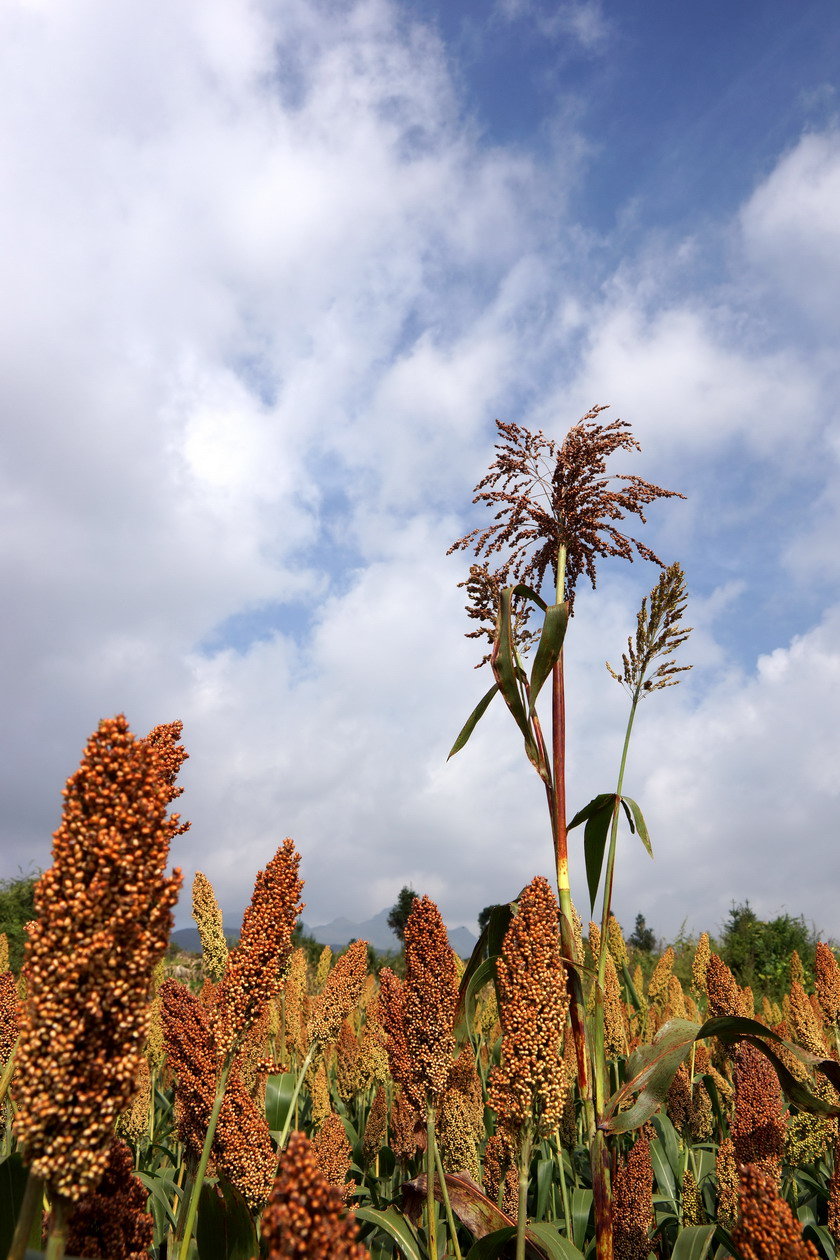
[281,948,309,1064]
[789,980,830,1057]
[309,1061,332,1129]
[692,932,710,996]
[681,1168,705,1228]
[0,970,19,1066]
[0,933,8,974]
[731,1042,784,1174]
[828,1134,840,1236]
[705,952,747,1019]
[389,1088,425,1162]
[790,950,806,988]
[117,1055,152,1147]
[666,1064,692,1134]
[664,973,687,1021]
[403,896,459,1105]
[191,871,229,984]
[214,839,304,1058]
[309,939,368,1046]
[14,715,184,1203]
[567,900,584,968]
[312,1111,355,1200]
[607,915,628,969]
[261,1130,370,1260]
[335,1020,363,1102]
[315,946,333,992]
[62,1138,153,1260]
[482,1133,519,1221]
[356,1003,389,1089]
[612,1135,654,1260]
[376,968,419,1108]
[715,1137,738,1231]
[489,877,571,1142]
[438,1046,484,1183]
[816,943,840,1026]
[588,920,602,962]
[160,979,276,1209]
[604,952,629,1059]
[647,946,674,1002]
[362,1085,387,1165]
[785,1110,834,1165]
[733,1163,820,1260]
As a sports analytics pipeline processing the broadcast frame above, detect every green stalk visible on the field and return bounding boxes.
[6,1170,44,1260]
[45,1197,69,1260]
[515,1133,532,1260]
[177,1055,233,1260]
[425,1105,437,1257]
[431,1122,463,1260]
[277,1043,316,1153]
[0,1035,18,1108]
[556,1140,572,1244]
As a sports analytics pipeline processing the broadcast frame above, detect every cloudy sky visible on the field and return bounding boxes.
[2,0,839,945]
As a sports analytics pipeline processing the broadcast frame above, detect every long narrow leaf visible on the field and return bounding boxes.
[511,583,547,611]
[568,793,615,831]
[583,796,618,912]
[529,602,569,713]
[525,1222,585,1259]
[355,1206,424,1260]
[448,683,501,760]
[621,795,653,857]
[670,1224,717,1260]
[493,587,543,774]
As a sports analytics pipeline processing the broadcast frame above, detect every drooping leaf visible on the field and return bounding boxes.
[601,1018,700,1133]
[455,900,515,1034]
[510,584,548,611]
[528,602,569,713]
[524,1223,585,1260]
[568,794,618,912]
[356,1206,424,1260]
[804,1223,836,1259]
[492,587,544,777]
[448,683,501,760]
[670,1224,717,1260]
[465,1227,517,1259]
[455,956,496,1045]
[196,1178,257,1260]
[569,1188,592,1253]
[265,1072,297,1132]
[403,1171,516,1242]
[620,795,652,857]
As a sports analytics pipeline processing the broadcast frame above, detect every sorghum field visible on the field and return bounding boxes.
[2,413,839,1260]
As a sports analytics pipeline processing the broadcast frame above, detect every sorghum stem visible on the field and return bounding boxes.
[177,1055,233,1260]
[277,1044,316,1153]
[515,1134,532,1260]
[45,1196,69,1260]
[425,1105,437,1256]
[431,1122,463,1260]
[6,1169,44,1260]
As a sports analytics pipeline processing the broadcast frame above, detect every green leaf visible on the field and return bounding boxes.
[580,796,618,912]
[448,683,501,760]
[568,793,615,831]
[529,602,569,713]
[620,796,653,858]
[465,1227,517,1259]
[569,1188,592,1252]
[511,584,548,611]
[525,1222,585,1259]
[670,1224,717,1260]
[455,956,496,1044]
[0,1153,29,1260]
[493,586,543,776]
[356,1206,423,1260]
[455,901,514,1035]
[804,1223,836,1259]
[602,1018,700,1134]
[196,1178,257,1260]
[265,1072,297,1132]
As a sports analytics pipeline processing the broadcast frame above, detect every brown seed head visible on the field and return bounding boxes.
[312,1111,355,1199]
[62,1138,153,1260]
[213,839,304,1058]
[715,1137,739,1231]
[705,952,748,1019]
[0,970,19,1066]
[261,1130,370,1259]
[731,1042,784,1174]
[489,877,570,1142]
[788,980,830,1057]
[607,562,691,695]
[612,1135,654,1260]
[816,943,840,1026]
[13,715,183,1202]
[828,1133,840,1236]
[309,939,368,1046]
[192,871,229,984]
[281,948,309,1064]
[362,1084,387,1165]
[691,933,710,996]
[449,410,683,660]
[647,947,674,1002]
[732,1162,820,1259]
[403,896,458,1105]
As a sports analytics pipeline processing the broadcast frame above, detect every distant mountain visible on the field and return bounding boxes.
[304,908,477,959]
[172,909,477,959]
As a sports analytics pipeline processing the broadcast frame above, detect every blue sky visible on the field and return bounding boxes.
[1,0,838,946]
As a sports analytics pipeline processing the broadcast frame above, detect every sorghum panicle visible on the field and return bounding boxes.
[309,939,368,1046]
[731,1043,784,1175]
[192,871,229,984]
[816,943,840,1026]
[732,1163,820,1259]
[14,715,183,1201]
[312,1111,355,1199]
[402,896,459,1105]
[489,876,570,1141]
[612,1135,654,1260]
[214,839,304,1059]
[261,1130,370,1260]
[362,1085,387,1165]
[62,1138,153,1260]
